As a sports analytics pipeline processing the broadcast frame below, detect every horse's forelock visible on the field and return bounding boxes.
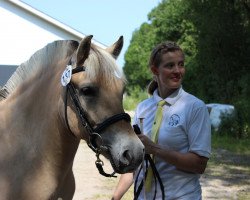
[83,46,126,90]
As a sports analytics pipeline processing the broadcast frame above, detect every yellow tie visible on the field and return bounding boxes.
[145,100,166,192]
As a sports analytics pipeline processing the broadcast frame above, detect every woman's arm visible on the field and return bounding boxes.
[112,173,134,200]
[138,134,208,174]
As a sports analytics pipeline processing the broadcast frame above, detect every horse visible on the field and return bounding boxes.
[0,36,144,200]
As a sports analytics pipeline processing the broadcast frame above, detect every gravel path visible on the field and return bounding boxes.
[73,142,115,200]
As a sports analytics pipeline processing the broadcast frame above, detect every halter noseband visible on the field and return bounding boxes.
[63,65,131,177]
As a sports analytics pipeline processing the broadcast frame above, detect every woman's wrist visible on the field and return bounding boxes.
[150,143,164,155]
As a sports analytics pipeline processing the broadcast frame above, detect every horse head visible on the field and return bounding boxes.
[60,36,144,174]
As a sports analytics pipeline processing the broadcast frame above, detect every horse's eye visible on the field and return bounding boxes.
[80,87,95,96]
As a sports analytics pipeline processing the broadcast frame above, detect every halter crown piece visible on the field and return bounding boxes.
[61,64,131,178]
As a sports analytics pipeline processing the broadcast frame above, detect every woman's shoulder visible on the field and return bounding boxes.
[133,97,155,120]
[137,96,154,109]
[182,90,206,108]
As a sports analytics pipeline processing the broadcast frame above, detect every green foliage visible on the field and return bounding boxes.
[216,111,244,139]
[123,88,148,111]
[123,23,156,94]
[187,0,250,103]
[233,101,250,138]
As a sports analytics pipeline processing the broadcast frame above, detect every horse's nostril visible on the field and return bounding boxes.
[121,150,132,166]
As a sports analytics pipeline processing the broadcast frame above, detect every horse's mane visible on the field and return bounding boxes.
[0,39,125,101]
[0,40,76,100]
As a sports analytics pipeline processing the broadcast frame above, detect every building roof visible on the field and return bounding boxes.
[0,65,17,86]
[0,0,107,85]
[1,0,106,48]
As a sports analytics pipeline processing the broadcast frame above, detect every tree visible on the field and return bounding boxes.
[123,23,156,95]
[187,0,250,137]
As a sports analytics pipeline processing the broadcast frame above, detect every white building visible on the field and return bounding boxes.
[0,0,105,85]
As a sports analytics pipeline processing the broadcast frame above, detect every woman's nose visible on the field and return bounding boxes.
[172,65,181,73]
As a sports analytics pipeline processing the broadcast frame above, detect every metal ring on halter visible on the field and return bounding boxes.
[88,132,103,152]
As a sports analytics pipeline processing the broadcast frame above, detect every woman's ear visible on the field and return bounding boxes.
[151,65,159,75]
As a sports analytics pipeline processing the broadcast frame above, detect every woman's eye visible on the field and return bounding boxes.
[166,63,174,68]
[179,62,184,67]
[81,87,95,96]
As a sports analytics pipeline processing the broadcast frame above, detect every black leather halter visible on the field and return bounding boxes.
[64,65,131,177]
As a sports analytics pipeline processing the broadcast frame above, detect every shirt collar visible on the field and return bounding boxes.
[153,86,183,106]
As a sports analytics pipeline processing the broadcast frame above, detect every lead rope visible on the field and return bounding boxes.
[142,150,147,200]
[133,125,165,200]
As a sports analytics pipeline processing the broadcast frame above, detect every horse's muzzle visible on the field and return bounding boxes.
[107,143,144,174]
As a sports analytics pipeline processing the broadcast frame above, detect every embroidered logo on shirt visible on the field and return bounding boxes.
[169,114,180,126]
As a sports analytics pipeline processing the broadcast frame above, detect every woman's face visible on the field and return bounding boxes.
[151,50,185,91]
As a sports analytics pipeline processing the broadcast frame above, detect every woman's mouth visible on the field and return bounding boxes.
[171,77,181,82]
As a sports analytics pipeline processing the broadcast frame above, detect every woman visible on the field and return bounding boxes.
[112,41,211,200]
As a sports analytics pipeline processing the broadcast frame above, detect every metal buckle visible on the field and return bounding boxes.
[87,132,103,152]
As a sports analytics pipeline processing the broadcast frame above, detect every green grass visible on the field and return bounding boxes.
[212,134,250,154]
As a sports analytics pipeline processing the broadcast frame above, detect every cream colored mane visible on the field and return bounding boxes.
[0,40,125,100]
[83,46,126,89]
[0,40,74,100]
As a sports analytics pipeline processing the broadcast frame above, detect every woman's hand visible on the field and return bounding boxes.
[137,134,158,154]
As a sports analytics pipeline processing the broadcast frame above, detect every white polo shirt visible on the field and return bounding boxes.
[133,87,211,200]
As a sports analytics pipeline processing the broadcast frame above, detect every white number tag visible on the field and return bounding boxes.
[61,65,72,86]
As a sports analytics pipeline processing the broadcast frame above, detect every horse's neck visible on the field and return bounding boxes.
[0,67,79,176]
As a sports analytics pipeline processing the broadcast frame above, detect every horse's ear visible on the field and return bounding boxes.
[106,36,123,59]
[76,35,93,66]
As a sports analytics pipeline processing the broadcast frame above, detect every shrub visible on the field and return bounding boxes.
[123,89,148,111]
[217,105,249,139]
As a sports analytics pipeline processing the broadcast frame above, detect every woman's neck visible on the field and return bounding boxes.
[157,86,179,99]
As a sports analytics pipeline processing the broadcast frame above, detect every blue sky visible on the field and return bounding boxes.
[22,0,161,67]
